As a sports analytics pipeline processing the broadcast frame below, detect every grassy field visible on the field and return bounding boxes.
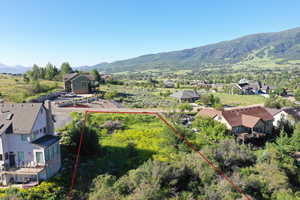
[212,92,266,106]
[0,74,63,102]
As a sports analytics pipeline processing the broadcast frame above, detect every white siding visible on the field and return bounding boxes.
[273,111,289,127]
[5,107,48,167]
[31,107,48,141]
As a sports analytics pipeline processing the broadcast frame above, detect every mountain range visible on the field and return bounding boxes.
[1,26,300,74]
[81,26,300,73]
[0,63,29,74]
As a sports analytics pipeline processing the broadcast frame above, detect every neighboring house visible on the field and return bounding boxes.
[266,108,289,127]
[282,107,300,122]
[170,90,200,103]
[64,73,96,94]
[0,102,61,186]
[163,80,175,88]
[234,79,273,95]
[198,106,274,135]
[190,80,211,88]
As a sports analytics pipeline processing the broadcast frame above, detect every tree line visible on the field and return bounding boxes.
[23,62,73,82]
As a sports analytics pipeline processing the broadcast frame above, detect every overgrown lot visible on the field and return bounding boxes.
[0,74,63,102]
[1,113,300,200]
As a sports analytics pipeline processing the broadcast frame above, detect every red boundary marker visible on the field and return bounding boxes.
[67,110,252,200]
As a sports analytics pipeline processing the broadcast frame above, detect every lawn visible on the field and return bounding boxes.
[212,92,266,106]
[0,74,63,102]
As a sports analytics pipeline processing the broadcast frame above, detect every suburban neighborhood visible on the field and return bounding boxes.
[1,1,300,199]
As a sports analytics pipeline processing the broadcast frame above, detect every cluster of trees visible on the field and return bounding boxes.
[264,95,295,109]
[24,62,73,82]
[196,94,223,109]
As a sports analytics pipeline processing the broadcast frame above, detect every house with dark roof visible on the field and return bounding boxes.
[170,90,200,102]
[0,102,61,186]
[64,73,96,94]
[234,80,274,95]
[198,106,274,135]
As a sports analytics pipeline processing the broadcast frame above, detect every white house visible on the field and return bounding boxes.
[0,101,61,186]
[266,108,289,127]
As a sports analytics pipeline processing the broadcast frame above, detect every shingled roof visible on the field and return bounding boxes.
[0,103,43,134]
[198,106,273,128]
[63,73,95,82]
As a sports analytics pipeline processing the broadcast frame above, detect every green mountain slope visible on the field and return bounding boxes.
[85,27,300,72]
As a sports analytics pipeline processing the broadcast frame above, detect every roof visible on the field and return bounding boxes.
[170,90,199,99]
[31,135,59,148]
[266,108,285,116]
[64,73,95,82]
[0,103,43,134]
[197,108,222,118]
[63,73,79,82]
[283,107,300,120]
[198,106,273,128]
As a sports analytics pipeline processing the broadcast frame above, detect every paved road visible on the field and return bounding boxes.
[51,103,170,130]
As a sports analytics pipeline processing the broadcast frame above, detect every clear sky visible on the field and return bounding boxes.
[1,0,300,67]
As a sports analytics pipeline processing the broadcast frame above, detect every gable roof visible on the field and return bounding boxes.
[170,90,199,99]
[198,106,273,128]
[197,108,222,118]
[0,103,43,134]
[266,108,285,116]
[63,73,79,82]
[64,73,95,82]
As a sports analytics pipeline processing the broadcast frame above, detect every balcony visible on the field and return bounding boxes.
[0,161,46,174]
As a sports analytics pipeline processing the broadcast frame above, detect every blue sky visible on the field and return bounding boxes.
[1,0,300,67]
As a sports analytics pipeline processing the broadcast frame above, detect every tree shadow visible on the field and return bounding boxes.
[57,144,155,197]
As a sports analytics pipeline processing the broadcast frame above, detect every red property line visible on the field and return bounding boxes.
[67,110,252,200]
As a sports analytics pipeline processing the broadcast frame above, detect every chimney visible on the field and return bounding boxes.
[44,100,54,135]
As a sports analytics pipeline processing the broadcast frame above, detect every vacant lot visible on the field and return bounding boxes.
[0,74,63,102]
[212,92,266,106]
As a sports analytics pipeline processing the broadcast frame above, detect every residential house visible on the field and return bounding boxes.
[234,79,273,95]
[64,73,96,94]
[198,106,274,135]
[163,80,175,88]
[266,108,289,127]
[170,90,200,103]
[0,101,60,186]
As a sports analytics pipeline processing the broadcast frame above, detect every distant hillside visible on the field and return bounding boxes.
[0,63,29,74]
[83,27,300,72]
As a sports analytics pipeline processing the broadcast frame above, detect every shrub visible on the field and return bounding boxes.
[178,103,193,112]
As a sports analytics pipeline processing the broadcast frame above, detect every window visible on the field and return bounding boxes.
[43,127,47,133]
[54,144,57,154]
[51,146,55,159]
[0,154,3,161]
[21,135,27,142]
[45,149,50,161]
[56,143,60,155]
[17,152,24,162]
[47,167,52,176]
[36,152,43,164]
[31,131,38,140]
[5,153,8,160]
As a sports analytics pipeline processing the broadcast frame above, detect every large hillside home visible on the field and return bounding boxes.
[64,73,96,94]
[170,90,200,102]
[198,106,274,135]
[0,102,61,186]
